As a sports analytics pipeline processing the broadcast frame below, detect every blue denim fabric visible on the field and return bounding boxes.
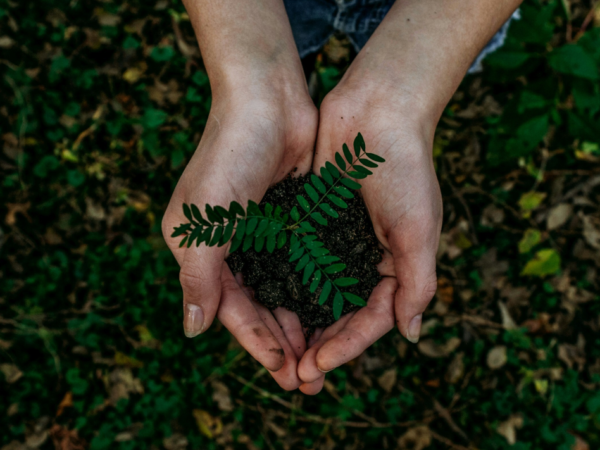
[283,0,520,74]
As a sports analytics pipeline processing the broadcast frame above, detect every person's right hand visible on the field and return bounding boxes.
[162,85,317,390]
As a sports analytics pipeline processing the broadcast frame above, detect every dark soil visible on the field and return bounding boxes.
[227,174,382,332]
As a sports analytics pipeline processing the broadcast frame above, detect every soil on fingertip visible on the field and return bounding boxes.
[227,174,383,334]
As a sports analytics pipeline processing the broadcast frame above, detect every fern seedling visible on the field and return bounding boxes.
[171,132,386,320]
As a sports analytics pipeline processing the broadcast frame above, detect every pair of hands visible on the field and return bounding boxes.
[162,76,443,394]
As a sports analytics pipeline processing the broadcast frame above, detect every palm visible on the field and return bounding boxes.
[162,98,317,390]
[297,96,442,394]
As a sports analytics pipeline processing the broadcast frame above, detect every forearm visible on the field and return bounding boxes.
[339,0,522,128]
[182,0,307,101]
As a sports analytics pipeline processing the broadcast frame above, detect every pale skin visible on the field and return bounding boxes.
[162,0,523,393]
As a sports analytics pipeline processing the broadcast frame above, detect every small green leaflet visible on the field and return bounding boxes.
[319,281,332,305]
[333,292,344,320]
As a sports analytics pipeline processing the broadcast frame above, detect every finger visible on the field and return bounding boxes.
[252,302,302,391]
[307,327,324,348]
[180,245,226,338]
[217,267,285,372]
[389,221,439,343]
[314,277,397,373]
[377,248,395,277]
[299,376,325,395]
[297,312,355,383]
[272,307,306,360]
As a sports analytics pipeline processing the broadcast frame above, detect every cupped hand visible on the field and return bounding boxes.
[162,88,317,390]
[297,88,443,394]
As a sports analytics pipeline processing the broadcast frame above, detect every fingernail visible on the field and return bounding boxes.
[184,303,204,338]
[318,366,333,374]
[406,314,422,343]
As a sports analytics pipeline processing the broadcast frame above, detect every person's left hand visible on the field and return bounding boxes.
[296,84,443,394]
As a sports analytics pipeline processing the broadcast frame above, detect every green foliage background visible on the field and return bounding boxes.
[1,0,599,449]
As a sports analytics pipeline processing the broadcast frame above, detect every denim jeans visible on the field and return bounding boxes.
[283,0,520,73]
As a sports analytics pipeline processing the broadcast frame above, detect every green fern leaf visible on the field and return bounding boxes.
[302,262,315,284]
[311,175,326,193]
[191,204,207,225]
[295,254,310,272]
[333,186,354,198]
[316,255,339,264]
[343,292,367,306]
[229,200,245,217]
[324,263,346,274]
[335,152,346,171]
[334,277,358,287]
[242,234,253,252]
[309,276,320,293]
[246,217,258,235]
[304,183,319,203]
[327,194,348,209]
[341,178,361,190]
[342,143,353,163]
[319,203,339,218]
[289,247,304,262]
[264,203,273,217]
[325,162,340,178]
[366,152,385,162]
[266,234,276,253]
[214,205,230,220]
[310,245,329,255]
[255,219,269,236]
[297,195,310,212]
[183,203,193,222]
[333,292,344,320]
[277,231,287,249]
[219,221,234,246]
[205,204,220,223]
[354,132,365,156]
[319,281,332,305]
[209,226,223,246]
[291,206,300,221]
[254,235,265,252]
[179,235,189,248]
[347,171,368,179]
[171,223,191,238]
[359,158,378,168]
[320,166,334,185]
[310,212,328,226]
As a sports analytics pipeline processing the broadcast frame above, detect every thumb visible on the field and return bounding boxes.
[180,245,226,338]
[389,220,439,343]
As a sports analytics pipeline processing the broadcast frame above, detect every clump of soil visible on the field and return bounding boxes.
[227,174,382,332]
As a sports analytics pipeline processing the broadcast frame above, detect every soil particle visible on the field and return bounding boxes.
[227,174,382,334]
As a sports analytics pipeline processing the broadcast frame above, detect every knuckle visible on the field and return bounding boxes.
[422,274,438,301]
[179,268,207,291]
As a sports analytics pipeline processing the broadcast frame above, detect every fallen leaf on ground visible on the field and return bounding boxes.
[193,410,222,439]
[547,203,572,230]
[521,249,561,276]
[397,426,431,450]
[497,414,523,445]
[418,337,461,358]
[487,346,507,369]
[377,368,397,393]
